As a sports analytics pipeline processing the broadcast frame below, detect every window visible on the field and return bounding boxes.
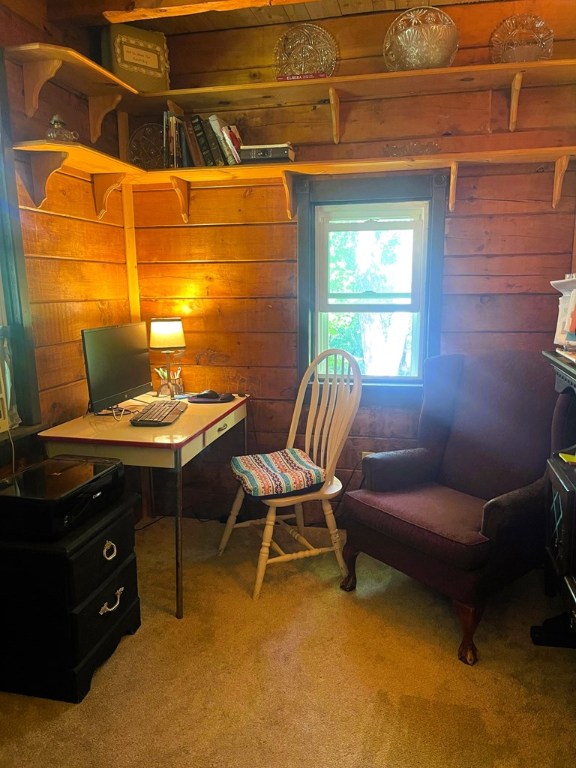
[296,174,448,400]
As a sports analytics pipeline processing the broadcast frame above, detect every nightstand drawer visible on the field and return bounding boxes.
[73,553,138,661]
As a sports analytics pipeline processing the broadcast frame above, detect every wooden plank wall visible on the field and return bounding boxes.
[2,0,576,517]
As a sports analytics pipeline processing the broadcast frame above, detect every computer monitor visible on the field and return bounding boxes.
[81,321,153,414]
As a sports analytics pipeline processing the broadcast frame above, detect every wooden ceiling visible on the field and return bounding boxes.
[46,0,504,34]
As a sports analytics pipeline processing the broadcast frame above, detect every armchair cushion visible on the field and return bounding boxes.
[363,447,440,492]
[344,485,490,571]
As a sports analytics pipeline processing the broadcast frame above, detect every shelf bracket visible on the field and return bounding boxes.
[19,150,67,208]
[92,173,125,220]
[281,170,297,220]
[553,155,570,209]
[21,57,63,117]
[88,94,123,144]
[509,71,524,132]
[329,87,341,145]
[170,176,190,223]
[449,161,459,212]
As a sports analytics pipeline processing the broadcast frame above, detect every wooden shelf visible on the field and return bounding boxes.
[6,43,576,146]
[13,141,576,222]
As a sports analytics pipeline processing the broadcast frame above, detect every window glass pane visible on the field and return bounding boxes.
[318,311,420,378]
[327,228,415,306]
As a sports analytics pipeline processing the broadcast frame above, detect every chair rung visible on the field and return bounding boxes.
[232,513,296,529]
[266,546,335,565]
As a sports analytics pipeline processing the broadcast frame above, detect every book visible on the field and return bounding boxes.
[240,143,295,162]
[188,115,215,166]
[201,119,226,166]
[101,23,170,92]
[182,119,205,167]
[208,114,240,165]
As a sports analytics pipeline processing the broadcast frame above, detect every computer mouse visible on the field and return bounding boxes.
[196,389,220,399]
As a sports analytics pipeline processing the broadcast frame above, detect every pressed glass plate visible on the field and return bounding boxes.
[489,14,554,63]
[383,6,459,71]
[275,23,338,80]
[128,123,164,169]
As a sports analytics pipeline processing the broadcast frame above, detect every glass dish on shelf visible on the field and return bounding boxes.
[383,6,458,71]
[274,23,338,80]
[128,123,164,169]
[489,14,553,63]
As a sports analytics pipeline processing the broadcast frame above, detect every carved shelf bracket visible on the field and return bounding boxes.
[19,150,67,207]
[509,71,524,132]
[329,87,341,145]
[449,161,459,212]
[88,94,123,143]
[170,176,190,222]
[21,57,63,117]
[281,170,298,220]
[92,173,126,219]
[553,155,570,209]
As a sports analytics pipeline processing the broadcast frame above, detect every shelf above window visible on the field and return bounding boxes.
[13,141,576,223]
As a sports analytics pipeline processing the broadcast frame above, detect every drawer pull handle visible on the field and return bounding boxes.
[103,540,117,560]
[217,422,228,433]
[99,586,125,615]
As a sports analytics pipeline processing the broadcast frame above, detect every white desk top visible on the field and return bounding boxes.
[39,395,248,469]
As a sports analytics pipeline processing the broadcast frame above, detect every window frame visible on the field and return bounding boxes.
[295,173,448,407]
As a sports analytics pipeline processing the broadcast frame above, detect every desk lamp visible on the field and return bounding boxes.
[149,317,186,398]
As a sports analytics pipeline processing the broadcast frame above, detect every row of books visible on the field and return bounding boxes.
[162,111,296,168]
[163,112,241,168]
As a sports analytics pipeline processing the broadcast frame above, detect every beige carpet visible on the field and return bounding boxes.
[1,517,575,768]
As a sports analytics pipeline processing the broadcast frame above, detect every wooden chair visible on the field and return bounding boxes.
[219,349,362,599]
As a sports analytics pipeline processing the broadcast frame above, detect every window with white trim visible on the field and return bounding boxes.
[296,173,448,398]
[315,200,429,379]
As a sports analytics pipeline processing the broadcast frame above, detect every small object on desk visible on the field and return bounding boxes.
[188,390,234,404]
[558,452,576,465]
[130,399,187,427]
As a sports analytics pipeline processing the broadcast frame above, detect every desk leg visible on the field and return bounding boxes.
[175,454,184,619]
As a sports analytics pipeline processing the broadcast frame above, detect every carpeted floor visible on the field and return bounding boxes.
[0,517,575,768]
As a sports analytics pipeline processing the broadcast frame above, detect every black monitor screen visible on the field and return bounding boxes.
[81,322,152,414]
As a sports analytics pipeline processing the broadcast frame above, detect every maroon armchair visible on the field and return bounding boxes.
[340,350,576,664]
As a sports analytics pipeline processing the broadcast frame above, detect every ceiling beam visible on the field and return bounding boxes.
[105,1,313,23]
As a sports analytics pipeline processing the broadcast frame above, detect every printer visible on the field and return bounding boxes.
[0,455,124,540]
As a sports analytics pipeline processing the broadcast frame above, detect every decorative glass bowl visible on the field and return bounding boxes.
[489,14,553,63]
[383,6,459,71]
[275,23,338,80]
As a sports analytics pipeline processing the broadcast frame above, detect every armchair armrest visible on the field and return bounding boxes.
[481,478,546,539]
[363,447,440,492]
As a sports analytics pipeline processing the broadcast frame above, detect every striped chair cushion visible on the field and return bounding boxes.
[231,448,326,498]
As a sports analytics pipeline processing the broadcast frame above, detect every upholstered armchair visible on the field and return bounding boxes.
[340,351,576,664]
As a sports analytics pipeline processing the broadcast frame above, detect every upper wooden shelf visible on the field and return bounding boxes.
[5,43,576,143]
[13,140,576,222]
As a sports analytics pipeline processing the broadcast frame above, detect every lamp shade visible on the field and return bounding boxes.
[149,317,186,350]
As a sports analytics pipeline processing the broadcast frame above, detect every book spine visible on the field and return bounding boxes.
[189,115,216,166]
[201,119,226,166]
[182,119,205,166]
[221,124,242,164]
[208,114,237,165]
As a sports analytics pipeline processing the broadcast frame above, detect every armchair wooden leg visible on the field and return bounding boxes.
[453,600,484,666]
[339,541,358,592]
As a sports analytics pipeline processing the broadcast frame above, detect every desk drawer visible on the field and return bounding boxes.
[204,404,246,448]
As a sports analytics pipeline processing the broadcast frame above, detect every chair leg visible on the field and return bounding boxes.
[321,499,347,576]
[294,502,305,536]
[453,600,485,666]
[218,485,245,555]
[339,541,358,591]
[252,504,277,600]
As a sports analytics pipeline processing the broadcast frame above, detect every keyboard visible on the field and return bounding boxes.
[130,399,188,427]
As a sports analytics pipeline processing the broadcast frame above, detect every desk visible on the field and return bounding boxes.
[39,395,248,618]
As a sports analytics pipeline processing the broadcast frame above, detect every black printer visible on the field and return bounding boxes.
[0,455,124,540]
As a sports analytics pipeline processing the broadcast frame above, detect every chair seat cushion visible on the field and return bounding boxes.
[231,448,326,498]
[343,484,491,570]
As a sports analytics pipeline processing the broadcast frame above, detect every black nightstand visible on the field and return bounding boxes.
[0,492,141,702]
